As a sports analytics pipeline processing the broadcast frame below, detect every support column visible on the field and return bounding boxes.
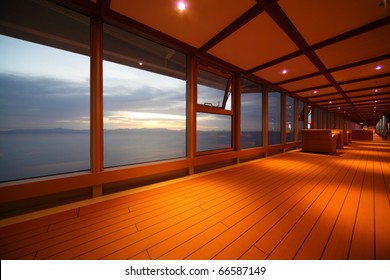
[90,11,104,197]
[233,73,241,164]
[187,54,197,175]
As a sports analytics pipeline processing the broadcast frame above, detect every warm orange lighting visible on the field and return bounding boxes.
[282,69,288,74]
[177,1,186,11]
[375,65,383,70]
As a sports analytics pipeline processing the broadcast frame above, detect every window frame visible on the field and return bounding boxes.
[196,63,235,155]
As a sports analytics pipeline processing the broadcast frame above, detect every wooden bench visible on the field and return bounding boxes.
[302,129,337,155]
[352,130,373,140]
[332,129,349,149]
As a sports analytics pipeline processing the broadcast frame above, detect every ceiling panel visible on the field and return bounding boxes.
[346,86,390,97]
[341,76,390,91]
[294,86,338,97]
[253,55,318,84]
[281,75,330,92]
[315,25,390,69]
[110,0,256,48]
[331,59,390,82]
[351,94,390,102]
[279,0,390,45]
[208,12,299,70]
[309,94,344,102]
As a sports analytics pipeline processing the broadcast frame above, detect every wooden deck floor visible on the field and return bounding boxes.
[1,136,389,260]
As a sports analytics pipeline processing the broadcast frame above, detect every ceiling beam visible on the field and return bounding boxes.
[198,3,264,53]
[311,16,390,51]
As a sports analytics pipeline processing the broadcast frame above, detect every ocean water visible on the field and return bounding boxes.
[0,129,265,182]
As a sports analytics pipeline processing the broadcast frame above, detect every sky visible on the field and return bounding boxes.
[0,34,274,132]
[0,34,187,131]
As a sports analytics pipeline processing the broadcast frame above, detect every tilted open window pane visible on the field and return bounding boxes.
[198,69,231,110]
[0,1,90,182]
[103,24,186,168]
[241,78,263,148]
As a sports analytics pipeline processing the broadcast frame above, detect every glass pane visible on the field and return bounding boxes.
[103,25,186,168]
[308,108,312,129]
[198,69,231,110]
[298,101,305,140]
[241,78,262,148]
[286,96,295,142]
[268,91,281,145]
[197,113,232,152]
[0,2,90,182]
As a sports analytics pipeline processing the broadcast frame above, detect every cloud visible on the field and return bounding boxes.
[0,73,89,130]
[0,71,187,131]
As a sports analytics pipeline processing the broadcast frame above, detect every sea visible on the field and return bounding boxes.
[0,128,265,182]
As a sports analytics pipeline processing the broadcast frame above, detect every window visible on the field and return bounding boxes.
[298,101,305,140]
[196,66,233,153]
[286,96,295,142]
[268,91,281,145]
[198,68,231,110]
[103,24,186,168]
[241,78,262,149]
[0,1,90,182]
[196,113,232,152]
[308,107,312,129]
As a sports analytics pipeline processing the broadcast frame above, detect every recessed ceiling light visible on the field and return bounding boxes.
[329,101,332,104]
[177,1,186,11]
[138,62,143,66]
[374,89,379,93]
[282,69,288,74]
[375,65,383,70]
[313,90,318,94]
[374,100,378,103]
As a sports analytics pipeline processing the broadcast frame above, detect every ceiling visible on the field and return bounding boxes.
[103,0,390,126]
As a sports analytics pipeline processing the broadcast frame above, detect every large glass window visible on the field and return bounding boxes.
[286,96,295,142]
[0,1,90,182]
[241,78,262,149]
[196,66,233,153]
[268,91,281,145]
[103,25,186,168]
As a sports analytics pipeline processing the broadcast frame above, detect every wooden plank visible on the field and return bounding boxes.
[221,153,327,228]
[0,209,78,238]
[321,149,368,259]
[294,149,364,259]
[373,149,390,259]
[255,154,346,258]
[156,223,229,260]
[187,155,336,260]
[349,152,375,259]
[239,246,267,260]
[75,207,203,259]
